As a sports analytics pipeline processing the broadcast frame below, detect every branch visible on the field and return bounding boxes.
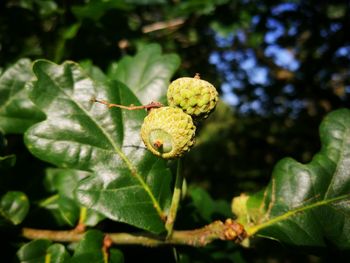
[92,98,163,111]
[142,18,185,33]
[22,219,247,247]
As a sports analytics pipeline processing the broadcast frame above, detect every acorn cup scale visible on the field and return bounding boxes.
[167,76,219,119]
[141,107,196,159]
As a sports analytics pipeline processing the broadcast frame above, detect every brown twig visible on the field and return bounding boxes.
[22,219,247,247]
[142,18,185,33]
[92,98,163,111]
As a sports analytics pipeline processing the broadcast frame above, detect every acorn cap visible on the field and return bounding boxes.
[141,107,196,159]
[167,76,219,119]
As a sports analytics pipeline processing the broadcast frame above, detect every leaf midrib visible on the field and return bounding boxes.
[38,63,164,219]
[248,120,350,236]
[247,193,350,236]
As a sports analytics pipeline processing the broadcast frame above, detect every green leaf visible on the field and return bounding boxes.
[79,60,107,83]
[72,230,104,255]
[0,130,16,169]
[41,168,104,227]
[237,109,350,249]
[125,0,167,4]
[0,191,29,225]
[24,60,172,233]
[17,240,70,263]
[45,169,91,199]
[190,187,231,222]
[108,44,180,104]
[72,0,130,21]
[0,154,16,169]
[62,23,81,40]
[46,244,71,263]
[68,230,123,263]
[0,59,45,134]
[0,130,6,151]
[11,0,60,17]
[17,240,51,263]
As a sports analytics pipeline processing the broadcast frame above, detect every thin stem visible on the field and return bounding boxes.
[22,219,246,247]
[165,159,183,238]
[38,194,59,207]
[74,207,87,232]
[78,207,88,225]
[103,235,113,263]
[92,98,163,111]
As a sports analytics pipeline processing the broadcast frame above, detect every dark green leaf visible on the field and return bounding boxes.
[0,191,29,225]
[79,60,107,83]
[0,129,16,169]
[17,240,70,263]
[0,59,45,134]
[125,0,166,4]
[72,230,104,255]
[68,230,123,263]
[38,196,76,227]
[236,109,350,249]
[45,169,92,199]
[72,1,130,21]
[174,0,230,16]
[62,23,81,40]
[47,244,71,263]
[0,154,16,169]
[108,44,180,104]
[0,130,6,151]
[57,196,80,226]
[41,168,104,227]
[190,187,231,222]
[109,249,124,263]
[17,240,51,263]
[24,60,172,233]
[10,0,60,17]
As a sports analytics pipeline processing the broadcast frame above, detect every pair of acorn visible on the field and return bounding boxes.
[141,75,218,159]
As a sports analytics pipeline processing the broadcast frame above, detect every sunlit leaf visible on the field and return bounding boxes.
[25,60,172,233]
[235,109,350,249]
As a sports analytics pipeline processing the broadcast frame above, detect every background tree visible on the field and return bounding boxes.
[1,0,350,262]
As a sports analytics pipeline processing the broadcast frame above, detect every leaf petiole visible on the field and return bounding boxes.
[92,98,163,111]
[165,159,183,238]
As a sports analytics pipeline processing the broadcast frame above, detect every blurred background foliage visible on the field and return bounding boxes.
[1,0,350,262]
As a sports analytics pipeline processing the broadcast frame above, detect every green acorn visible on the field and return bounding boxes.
[141,107,196,159]
[167,75,219,119]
